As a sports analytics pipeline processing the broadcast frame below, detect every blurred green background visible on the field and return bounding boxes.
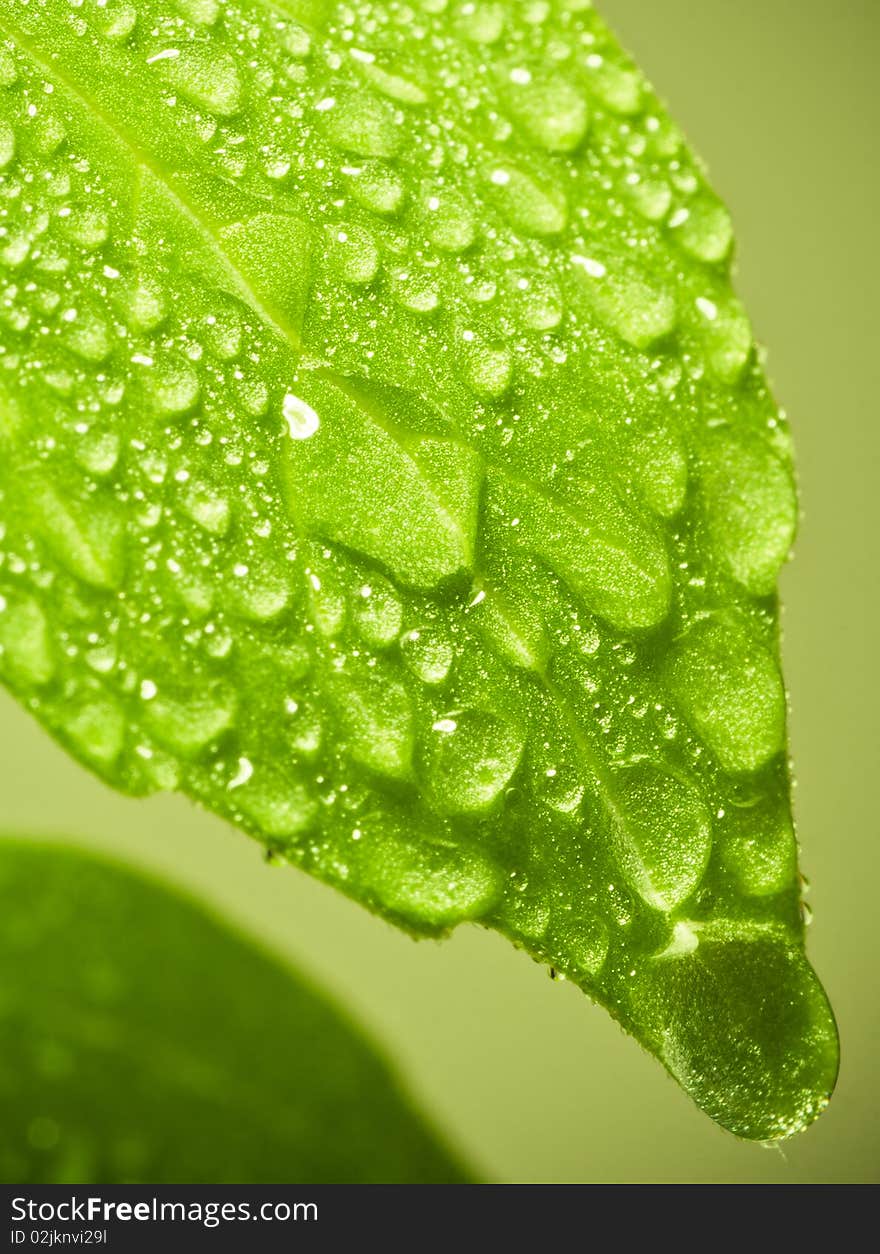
[1,0,876,1183]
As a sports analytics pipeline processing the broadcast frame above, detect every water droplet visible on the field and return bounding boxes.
[513,272,565,331]
[145,689,237,758]
[0,121,15,170]
[693,296,752,382]
[283,392,320,440]
[330,224,380,285]
[466,342,512,399]
[587,59,643,115]
[147,356,200,417]
[487,164,568,236]
[281,24,311,58]
[203,307,242,360]
[349,162,406,216]
[322,91,400,159]
[173,0,220,25]
[75,430,120,478]
[0,51,17,87]
[672,195,734,263]
[154,48,242,116]
[626,176,672,222]
[721,795,797,897]
[62,696,126,768]
[572,256,676,350]
[638,937,837,1140]
[361,62,428,106]
[614,763,712,910]
[234,773,317,840]
[667,616,786,774]
[401,626,455,684]
[702,432,797,595]
[420,708,524,814]
[354,579,403,647]
[513,78,589,152]
[62,206,110,251]
[334,666,414,779]
[0,595,55,686]
[456,2,505,44]
[631,428,688,517]
[561,914,610,978]
[355,811,502,928]
[63,308,112,362]
[180,482,231,536]
[392,269,440,314]
[99,2,137,42]
[229,564,291,622]
[424,189,476,253]
[123,281,166,332]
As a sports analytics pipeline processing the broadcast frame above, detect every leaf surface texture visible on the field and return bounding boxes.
[0,0,837,1138]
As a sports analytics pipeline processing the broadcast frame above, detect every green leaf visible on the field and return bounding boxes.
[0,0,837,1139]
[0,837,469,1183]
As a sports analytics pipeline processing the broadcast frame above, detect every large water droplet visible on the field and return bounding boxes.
[423,189,476,253]
[487,164,568,237]
[283,392,320,440]
[334,666,414,779]
[401,626,454,685]
[154,48,243,116]
[0,594,55,687]
[702,431,796,595]
[614,763,712,910]
[145,689,237,758]
[322,91,400,159]
[355,811,502,929]
[421,708,524,814]
[349,162,406,216]
[667,616,786,774]
[512,78,589,152]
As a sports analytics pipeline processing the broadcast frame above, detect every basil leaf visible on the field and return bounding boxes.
[0,837,469,1183]
[0,0,837,1139]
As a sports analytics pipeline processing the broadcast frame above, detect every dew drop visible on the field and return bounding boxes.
[0,121,15,170]
[513,272,565,331]
[613,763,713,911]
[349,162,406,216]
[667,616,786,774]
[330,224,380,285]
[62,206,110,251]
[354,580,403,647]
[322,91,400,159]
[588,60,643,115]
[424,189,476,253]
[514,79,589,152]
[673,195,734,263]
[701,432,797,595]
[155,48,243,116]
[0,595,55,687]
[283,392,320,440]
[466,343,512,399]
[145,689,237,758]
[335,667,414,779]
[487,164,568,237]
[421,708,524,815]
[147,356,200,417]
[401,626,454,685]
[100,2,137,42]
[355,812,502,928]
[572,256,676,350]
[180,482,230,536]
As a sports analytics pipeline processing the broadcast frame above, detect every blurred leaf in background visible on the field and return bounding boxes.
[0,838,470,1183]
